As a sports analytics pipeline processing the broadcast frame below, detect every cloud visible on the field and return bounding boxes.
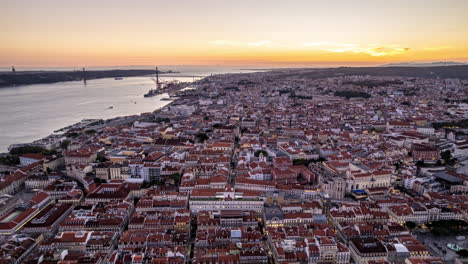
[209,40,412,56]
[364,46,410,56]
[303,42,410,56]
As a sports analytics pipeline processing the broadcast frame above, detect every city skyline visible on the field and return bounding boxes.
[1,0,468,67]
[1,1,468,262]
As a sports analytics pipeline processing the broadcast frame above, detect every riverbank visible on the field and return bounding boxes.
[0,66,264,152]
[1,80,187,157]
[0,76,181,152]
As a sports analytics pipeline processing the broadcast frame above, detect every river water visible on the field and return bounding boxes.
[0,66,264,152]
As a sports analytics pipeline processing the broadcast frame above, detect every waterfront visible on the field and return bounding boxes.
[0,76,174,152]
[0,66,266,152]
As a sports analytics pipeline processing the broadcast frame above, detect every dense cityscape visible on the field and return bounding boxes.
[0,68,467,264]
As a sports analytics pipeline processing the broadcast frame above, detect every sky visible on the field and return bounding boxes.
[1,0,468,67]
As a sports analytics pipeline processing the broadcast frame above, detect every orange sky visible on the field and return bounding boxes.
[1,0,468,67]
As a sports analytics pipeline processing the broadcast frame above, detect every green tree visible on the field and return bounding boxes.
[457,249,468,258]
[9,146,56,156]
[432,119,468,129]
[293,157,326,166]
[254,150,268,157]
[393,162,401,170]
[96,155,108,162]
[405,221,417,230]
[0,155,20,166]
[60,140,71,149]
[66,132,80,138]
[196,133,209,143]
[297,173,305,182]
[168,173,181,186]
[334,90,371,99]
[293,159,309,166]
[93,178,107,184]
[441,150,452,163]
[427,220,468,236]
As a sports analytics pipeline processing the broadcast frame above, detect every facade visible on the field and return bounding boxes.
[412,144,439,162]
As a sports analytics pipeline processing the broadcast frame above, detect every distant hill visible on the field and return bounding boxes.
[382,61,467,67]
[278,65,468,80]
[2,65,468,88]
[0,69,165,88]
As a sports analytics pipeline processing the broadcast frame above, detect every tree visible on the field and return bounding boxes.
[427,220,468,236]
[393,161,401,170]
[432,118,468,129]
[155,117,170,123]
[60,140,71,149]
[10,146,45,155]
[441,150,452,163]
[405,221,417,230]
[66,132,80,138]
[254,150,268,157]
[334,90,371,99]
[9,146,57,156]
[96,155,108,162]
[196,133,209,143]
[293,157,326,166]
[297,173,305,182]
[93,178,107,184]
[457,249,468,258]
[293,159,309,166]
[168,173,181,186]
[0,155,20,166]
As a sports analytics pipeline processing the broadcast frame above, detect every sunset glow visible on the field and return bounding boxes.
[1,0,468,67]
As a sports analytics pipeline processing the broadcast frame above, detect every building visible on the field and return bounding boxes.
[412,144,439,162]
[349,238,387,264]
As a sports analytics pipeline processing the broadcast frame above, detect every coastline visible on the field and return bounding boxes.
[1,78,195,154]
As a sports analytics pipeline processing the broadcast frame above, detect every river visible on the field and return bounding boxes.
[0,66,266,152]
